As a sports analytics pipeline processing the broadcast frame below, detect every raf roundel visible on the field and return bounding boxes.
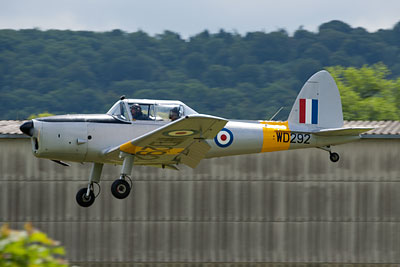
[166,130,195,137]
[214,128,234,148]
[162,129,198,137]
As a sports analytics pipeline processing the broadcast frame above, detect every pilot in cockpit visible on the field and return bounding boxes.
[169,107,179,121]
[131,104,147,120]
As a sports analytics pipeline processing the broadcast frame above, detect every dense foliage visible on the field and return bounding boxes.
[1,20,400,120]
[0,223,67,266]
[328,64,400,120]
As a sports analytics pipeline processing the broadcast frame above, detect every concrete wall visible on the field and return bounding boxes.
[0,138,400,265]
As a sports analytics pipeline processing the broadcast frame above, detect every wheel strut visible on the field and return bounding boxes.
[111,153,134,199]
[76,163,103,207]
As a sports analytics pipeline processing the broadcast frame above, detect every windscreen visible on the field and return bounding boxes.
[128,103,155,121]
[107,101,129,121]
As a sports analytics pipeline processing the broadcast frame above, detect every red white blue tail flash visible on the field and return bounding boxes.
[299,99,318,124]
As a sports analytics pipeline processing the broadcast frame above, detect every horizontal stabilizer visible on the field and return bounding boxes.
[313,127,374,136]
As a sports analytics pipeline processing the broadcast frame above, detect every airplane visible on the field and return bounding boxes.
[20,70,373,207]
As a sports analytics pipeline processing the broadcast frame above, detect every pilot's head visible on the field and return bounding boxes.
[169,107,179,121]
[131,104,142,118]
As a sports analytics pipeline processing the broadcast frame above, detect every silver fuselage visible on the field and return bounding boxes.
[29,115,360,165]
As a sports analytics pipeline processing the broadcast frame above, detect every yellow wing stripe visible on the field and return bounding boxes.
[260,121,290,152]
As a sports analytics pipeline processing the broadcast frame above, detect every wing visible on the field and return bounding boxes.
[313,127,374,136]
[106,114,227,168]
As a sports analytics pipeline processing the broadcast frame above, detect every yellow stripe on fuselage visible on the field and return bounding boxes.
[120,142,184,155]
[259,121,290,152]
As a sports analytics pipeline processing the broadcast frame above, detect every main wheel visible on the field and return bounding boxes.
[76,188,95,207]
[111,179,131,199]
[329,152,340,162]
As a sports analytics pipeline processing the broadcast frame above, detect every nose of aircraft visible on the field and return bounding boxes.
[20,120,34,136]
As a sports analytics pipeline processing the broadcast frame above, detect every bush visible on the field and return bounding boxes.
[0,223,68,266]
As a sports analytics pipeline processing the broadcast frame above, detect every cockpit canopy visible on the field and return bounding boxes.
[107,99,198,122]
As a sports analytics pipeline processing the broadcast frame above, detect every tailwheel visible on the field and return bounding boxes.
[76,187,96,207]
[111,179,131,199]
[329,152,340,163]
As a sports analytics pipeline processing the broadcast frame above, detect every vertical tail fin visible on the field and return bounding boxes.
[288,70,343,129]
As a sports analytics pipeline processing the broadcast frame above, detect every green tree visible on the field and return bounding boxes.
[203,65,233,87]
[28,112,55,119]
[327,63,400,120]
[235,64,263,85]
[183,52,207,78]
[1,21,400,120]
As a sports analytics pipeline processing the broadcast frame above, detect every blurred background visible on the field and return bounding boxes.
[0,0,399,121]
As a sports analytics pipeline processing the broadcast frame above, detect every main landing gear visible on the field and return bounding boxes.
[76,187,96,207]
[76,163,102,207]
[319,146,340,163]
[111,179,131,199]
[76,154,134,207]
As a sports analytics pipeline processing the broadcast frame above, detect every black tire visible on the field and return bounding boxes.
[330,152,340,162]
[76,188,95,207]
[111,179,131,199]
